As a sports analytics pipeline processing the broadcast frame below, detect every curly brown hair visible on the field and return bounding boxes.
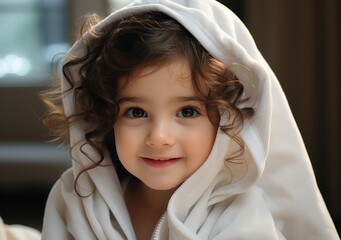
[40,11,254,184]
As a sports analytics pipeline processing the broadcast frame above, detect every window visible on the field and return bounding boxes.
[0,0,69,86]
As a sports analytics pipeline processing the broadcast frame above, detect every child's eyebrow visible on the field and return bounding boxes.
[175,96,204,103]
[117,96,204,104]
[117,97,143,104]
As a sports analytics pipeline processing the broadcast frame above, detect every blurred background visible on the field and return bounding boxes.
[0,0,339,233]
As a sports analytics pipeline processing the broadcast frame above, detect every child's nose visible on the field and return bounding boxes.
[145,119,175,147]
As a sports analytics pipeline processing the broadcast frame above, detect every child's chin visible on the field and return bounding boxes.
[143,180,182,192]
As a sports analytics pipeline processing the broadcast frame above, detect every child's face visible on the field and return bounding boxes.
[113,58,217,191]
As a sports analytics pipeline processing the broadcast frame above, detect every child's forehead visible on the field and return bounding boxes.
[116,58,198,97]
[136,59,189,76]
[121,58,192,85]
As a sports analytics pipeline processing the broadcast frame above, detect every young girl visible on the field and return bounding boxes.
[41,0,339,239]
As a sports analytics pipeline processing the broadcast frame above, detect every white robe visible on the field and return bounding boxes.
[42,0,340,239]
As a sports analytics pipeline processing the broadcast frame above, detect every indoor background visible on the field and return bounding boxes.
[0,0,339,233]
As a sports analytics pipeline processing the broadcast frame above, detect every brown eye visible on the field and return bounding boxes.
[177,107,200,118]
[125,107,147,118]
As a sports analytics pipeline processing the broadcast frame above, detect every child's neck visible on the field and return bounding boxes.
[124,177,176,240]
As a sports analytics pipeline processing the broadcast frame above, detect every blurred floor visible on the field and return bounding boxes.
[0,142,70,231]
[0,187,50,231]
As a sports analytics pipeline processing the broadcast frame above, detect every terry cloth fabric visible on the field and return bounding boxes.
[42,0,340,239]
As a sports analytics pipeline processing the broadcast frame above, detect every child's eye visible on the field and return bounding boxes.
[125,107,147,118]
[177,107,200,118]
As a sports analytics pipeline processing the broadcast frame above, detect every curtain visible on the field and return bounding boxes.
[245,0,340,231]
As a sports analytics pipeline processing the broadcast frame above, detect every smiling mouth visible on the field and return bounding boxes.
[141,157,181,168]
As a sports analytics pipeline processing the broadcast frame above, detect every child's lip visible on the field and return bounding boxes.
[141,157,182,161]
[141,157,181,168]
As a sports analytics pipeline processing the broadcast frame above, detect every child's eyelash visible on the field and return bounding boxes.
[177,105,202,118]
[124,107,147,118]
[121,105,203,119]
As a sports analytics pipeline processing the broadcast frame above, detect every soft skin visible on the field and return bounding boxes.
[113,59,217,191]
